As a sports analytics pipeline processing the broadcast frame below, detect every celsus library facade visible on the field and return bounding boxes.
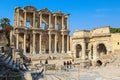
[9,6,120,61]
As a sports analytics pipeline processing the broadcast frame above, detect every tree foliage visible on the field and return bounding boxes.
[0,18,12,47]
[110,28,120,33]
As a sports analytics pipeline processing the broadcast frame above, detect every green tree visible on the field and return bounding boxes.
[0,18,12,46]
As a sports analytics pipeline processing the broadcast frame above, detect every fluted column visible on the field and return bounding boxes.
[49,14,51,29]
[33,33,36,54]
[82,42,86,59]
[39,34,42,54]
[33,12,35,28]
[16,33,19,49]
[24,11,26,26]
[39,13,42,28]
[61,34,65,53]
[49,34,52,53]
[54,34,57,53]
[67,35,69,53]
[24,33,26,54]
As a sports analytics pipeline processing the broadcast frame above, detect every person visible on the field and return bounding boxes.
[40,60,43,65]
[45,59,48,65]
[63,61,67,71]
[69,60,72,68]
[67,61,69,68]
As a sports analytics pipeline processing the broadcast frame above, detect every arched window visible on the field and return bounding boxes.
[55,24,59,30]
[41,23,46,30]
[26,21,31,28]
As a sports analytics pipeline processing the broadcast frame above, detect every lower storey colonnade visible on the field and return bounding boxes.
[16,33,70,54]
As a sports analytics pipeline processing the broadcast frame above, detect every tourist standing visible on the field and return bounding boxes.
[64,61,67,71]
[45,59,48,65]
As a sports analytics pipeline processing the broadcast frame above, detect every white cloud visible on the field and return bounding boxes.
[95,8,112,12]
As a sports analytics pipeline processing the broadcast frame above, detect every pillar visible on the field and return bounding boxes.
[24,11,26,26]
[54,34,57,53]
[33,12,35,28]
[62,16,64,30]
[82,42,86,59]
[39,13,42,28]
[93,43,97,60]
[66,17,69,30]
[33,33,36,54]
[49,34,52,53]
[16,33,19,49]
[17,10,19,26]
[61,34,65,53]
[55,15,57,28]
[24,33,26,54]
[39,34,42,54]
[49,14,51,29]
[67,35,69,53]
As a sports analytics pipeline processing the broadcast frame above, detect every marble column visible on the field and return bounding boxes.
[33,12,35,28]
[49,14,51,29]
[24,33,26,54]
[17,10,20,26]
[62,16,64,30]
[54,15,57,28]
[66,17,69,30]
[93,43,97,60]
[67,35,69,53]
[49,34,52,53]
[82,42,86,59]
[54,34,57,53]
[24,11,26,26]
[61,34,65,53]
[33,33,36,54]
[39,34,42,54]
[39,13,42,28]
[16,33,19,49]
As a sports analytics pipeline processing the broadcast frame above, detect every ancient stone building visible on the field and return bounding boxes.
[71,26,120,62]
[13,6,70,54]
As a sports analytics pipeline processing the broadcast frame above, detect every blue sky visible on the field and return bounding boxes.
[0,0,120,35]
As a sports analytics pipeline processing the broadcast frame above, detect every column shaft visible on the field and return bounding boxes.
[24,33,26,53]
[33,33,36,54]
[24,12,26,26]
[67,35,69,53]
[82,42,86,59]
[54,34,57,53]
[66,17,69,29]
[16,34,19,49]
[49,14,51,29]
[33,12,35,28]
[61,34,65,53]
[39,13,42,28]
[62,16,64,30]
[17,10,19,26]
[39,34,42,54]
[55,15,57,28]
[49,34,51,53]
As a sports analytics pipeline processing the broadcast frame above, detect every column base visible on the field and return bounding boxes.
[54,51,57,54]
[39,51,42,54]
[49,51,52,54]
[33,51,36,54]
[61,50,65,53]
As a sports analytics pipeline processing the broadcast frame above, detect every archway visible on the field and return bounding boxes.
[96,60,102,66]
[76,44,82,58]
[97,43,107,58]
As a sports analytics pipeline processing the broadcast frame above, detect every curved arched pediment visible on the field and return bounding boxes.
[24,6,36,12]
